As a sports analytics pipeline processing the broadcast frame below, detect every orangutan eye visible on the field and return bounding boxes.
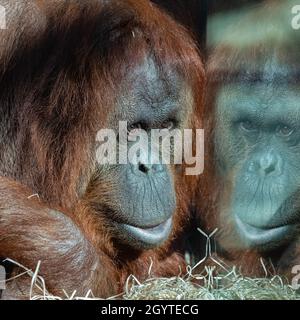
[240,120,258,132]
[276,124,294,137]
[162,120,175,130]
[127,122,143,134]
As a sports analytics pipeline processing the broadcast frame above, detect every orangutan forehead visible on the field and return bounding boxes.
[211,66,300,86]
[126,57,184,102]
[210,52,300,85]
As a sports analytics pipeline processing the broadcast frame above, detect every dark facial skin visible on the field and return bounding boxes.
[93,58,190,250]
[215,76,300,250]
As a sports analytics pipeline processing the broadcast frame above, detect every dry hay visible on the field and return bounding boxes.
[1,229,299,300]
[1,258,299,300]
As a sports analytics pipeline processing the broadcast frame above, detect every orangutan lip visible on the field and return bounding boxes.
[235,216,292,246]
[120,217,173,245]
